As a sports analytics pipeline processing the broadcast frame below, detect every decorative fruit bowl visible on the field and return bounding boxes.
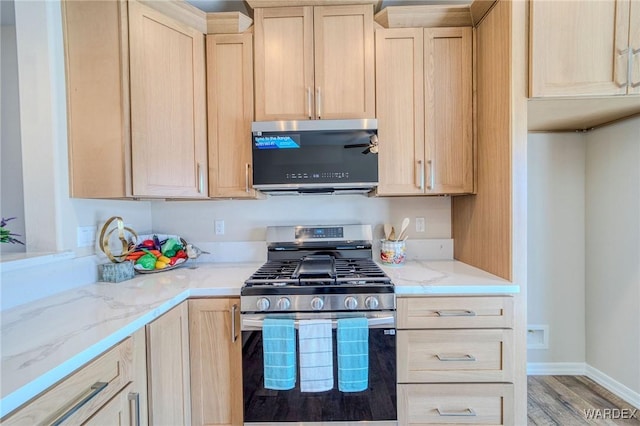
[127,234,190,273]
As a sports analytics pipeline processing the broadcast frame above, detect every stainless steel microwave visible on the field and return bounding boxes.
[251,119,378,195]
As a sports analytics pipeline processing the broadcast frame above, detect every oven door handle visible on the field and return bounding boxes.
[241,315,396,331]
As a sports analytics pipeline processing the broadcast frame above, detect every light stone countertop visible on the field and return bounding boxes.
[0,259,517,417]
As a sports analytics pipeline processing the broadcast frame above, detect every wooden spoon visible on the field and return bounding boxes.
[383,223,392,240]
[388,226,396,241]
[396,217,410,241]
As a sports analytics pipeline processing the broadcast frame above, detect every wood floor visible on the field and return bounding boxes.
[528,376,640,425]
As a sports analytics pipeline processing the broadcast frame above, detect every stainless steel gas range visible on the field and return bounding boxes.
[240,225,397,425]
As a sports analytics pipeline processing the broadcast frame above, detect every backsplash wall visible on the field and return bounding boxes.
[150,195,451,243]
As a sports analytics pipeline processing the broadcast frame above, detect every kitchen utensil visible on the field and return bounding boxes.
[388,226,396,240]
[383,223,392,240]
[396,217,410,241]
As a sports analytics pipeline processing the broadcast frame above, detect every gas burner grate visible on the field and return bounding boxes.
[245,258,391,287]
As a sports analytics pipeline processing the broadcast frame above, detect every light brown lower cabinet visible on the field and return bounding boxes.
[1,329,147,426]
[398,383,514,425]
[189,298,243,426]
[146,302,191,426]
[397,296,515,425]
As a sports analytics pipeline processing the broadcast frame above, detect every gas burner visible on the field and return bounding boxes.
[242,225,394,313]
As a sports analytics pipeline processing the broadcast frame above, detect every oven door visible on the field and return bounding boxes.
[241,311,397,425]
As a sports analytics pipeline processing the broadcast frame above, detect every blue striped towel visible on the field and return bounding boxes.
[262,318,296,390]
[299,319,334,392]
[337,317,369,392]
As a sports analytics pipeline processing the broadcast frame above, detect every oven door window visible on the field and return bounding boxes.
[242,328,396,422]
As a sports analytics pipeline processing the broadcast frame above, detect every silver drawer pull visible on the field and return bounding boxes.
[437,407,476,417]
[128,392,141,426]
[50,381,108,425]
[436,354,476,362]
[435,309,476,317]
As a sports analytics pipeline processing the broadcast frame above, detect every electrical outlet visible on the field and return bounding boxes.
[215,220,225,235]
[77,226,97,248]
[415,217,426,232]
[527,325,549,349]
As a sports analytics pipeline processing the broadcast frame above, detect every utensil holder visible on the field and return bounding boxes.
[380,239,406,266]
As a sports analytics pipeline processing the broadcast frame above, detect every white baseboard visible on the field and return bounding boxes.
[527,362,586,375]
[527,362,640,409]
[585,364,640,409]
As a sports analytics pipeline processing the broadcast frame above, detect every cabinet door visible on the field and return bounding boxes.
[129,0,208,198]
[207,34,256,198]
[375,28,425,196]
[530,0,631,97]
[254,7,314,121]
[146,303,191,425]
[62,0,131,198]
[189,299,242,426]
[314,5,375,119]
[630,0,640,94]
[424,27,473,194]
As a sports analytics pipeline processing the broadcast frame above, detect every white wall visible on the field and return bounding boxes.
[10,0,152,258]
[527,132,586,363]
[151,195,451,243]
[585,116,640,394]
[1,23,26,254]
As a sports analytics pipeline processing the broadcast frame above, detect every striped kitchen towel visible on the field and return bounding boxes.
[298,319,334,392]
[337,317,369,392]
[262,318,296,390]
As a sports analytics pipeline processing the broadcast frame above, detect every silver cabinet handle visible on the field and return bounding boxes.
[128,392,141,426]
[435,310,476,317]
[50,381,108,425]
[307,87,313,119]
[427,159,434,190]
[436,354,477,362]
[616,48,630,88]
[416,160,425,191]
[245,163,251,193]
[231,304,238,343]
[197,163,204,194]
[316,87,321,119]
[437,408,476,417]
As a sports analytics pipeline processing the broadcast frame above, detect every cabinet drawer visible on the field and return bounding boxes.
[399,383,513,425]
[398,329,513,383]
[397,296,513,329]
[2,338,133,425]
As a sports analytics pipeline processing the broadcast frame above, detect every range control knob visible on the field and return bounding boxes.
[310,297,324,311]
[277,297,291,311]
[256,297,270,311]
[344,296,358,310]
[365,296,379,310]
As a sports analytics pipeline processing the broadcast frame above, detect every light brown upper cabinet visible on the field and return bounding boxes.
[129,1,208,197]
[207,33,257,198]
[376,27,473,196]
[63,0,207,199]
[254,5,375,121]
[530,0,640,97]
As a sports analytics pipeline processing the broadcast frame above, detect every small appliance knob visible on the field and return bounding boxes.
[256,297,270,311]
[344,296,358,310]
[365,296,379,310]
[277,297,291,311]
[310,297,324,311]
